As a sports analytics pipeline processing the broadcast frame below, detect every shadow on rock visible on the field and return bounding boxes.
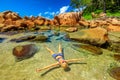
[72,44,103,55]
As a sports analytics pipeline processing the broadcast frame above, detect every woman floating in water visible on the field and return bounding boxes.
[36,43,85,72]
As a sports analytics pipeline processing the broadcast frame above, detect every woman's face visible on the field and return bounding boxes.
[60,60,68,69]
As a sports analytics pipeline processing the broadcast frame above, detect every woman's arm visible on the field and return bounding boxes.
[65,58,85,63]
[36,62,59,72]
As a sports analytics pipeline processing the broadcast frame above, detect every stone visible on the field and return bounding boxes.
[79,20,89,27]
[3,11,21,20]
[44,20,51,26]
[91,12,106,18]
[72,44,103,55]
[54,12,82,26]
[107,25,120,32]
[40,26,51,30]
[111,18,120,26]
[89,21,97,28]
[0,23,5,29]
[30,35,48,42]
[13,44,38,61]
[4,18,13,25]
[10,35,36,42]
[70,27,108,46]
[109,67,120,80]
[23,20,35,29]
[91,12,98,18]
[108,32,120,53]
[113,54,120,61]
[65,27,78,32]
[53,31,60,36]
[34,19,45,26]
[10,35,48,42]
[0,13,5,23]
[1,25,18,32]
[99,12,106,18]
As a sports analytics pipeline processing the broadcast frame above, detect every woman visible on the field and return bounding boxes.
[36,43,85,72]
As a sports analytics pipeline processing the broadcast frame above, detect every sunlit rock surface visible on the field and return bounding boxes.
[69,27,108,46]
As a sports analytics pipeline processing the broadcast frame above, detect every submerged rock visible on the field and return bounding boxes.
[55,33,70,41]
[113,54,120,61]
[0,31,20,35]
[109,67,120,80]
[10,35,36,42]
[65,27,78,32]
[30,35,48,42]
[53,31,60,36]
[13,44,38,61]
[10,34,48,42]
[72,44,103,55]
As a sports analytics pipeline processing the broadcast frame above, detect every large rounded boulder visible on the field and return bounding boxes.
[13,44,38,61]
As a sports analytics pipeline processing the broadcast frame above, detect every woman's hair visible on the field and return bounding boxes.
[61,62,69,69]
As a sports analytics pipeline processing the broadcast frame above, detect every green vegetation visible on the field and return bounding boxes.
[83,13,92,20]
[70,0,91,11]
[70,0,120,20]
[83,10,120,20]
[106,11,120,17]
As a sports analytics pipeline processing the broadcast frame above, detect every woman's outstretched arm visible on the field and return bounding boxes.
[36,62,59,72]
[65,58,85,63]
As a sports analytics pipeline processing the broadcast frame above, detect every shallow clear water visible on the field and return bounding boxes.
[0,38,6,43]
[0,30,119,80]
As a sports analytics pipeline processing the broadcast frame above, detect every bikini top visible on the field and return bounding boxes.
[52,53,64,61]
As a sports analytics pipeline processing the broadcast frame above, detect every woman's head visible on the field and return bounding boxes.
[60,60,69,69]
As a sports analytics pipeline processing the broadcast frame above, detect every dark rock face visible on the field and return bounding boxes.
[13,44,38,61]
[72,44,103,55]
[109,67,120,80]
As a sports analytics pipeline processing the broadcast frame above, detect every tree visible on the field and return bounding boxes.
[70,0,91,11]
[70,0,120,14]
[103,0,106,13]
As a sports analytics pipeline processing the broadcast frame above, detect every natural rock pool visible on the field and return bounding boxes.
[0,30,120,80]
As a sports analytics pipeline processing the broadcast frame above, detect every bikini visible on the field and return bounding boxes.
[52,53,65,61]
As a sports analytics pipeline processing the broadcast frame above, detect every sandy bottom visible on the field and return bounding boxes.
[0,32,119,80]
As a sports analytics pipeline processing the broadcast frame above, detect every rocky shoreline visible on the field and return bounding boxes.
[0,11,120,32]
[0,10,120,53]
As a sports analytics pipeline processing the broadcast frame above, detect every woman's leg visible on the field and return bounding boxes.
[45,45,55,55]
[58,43,62,53]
